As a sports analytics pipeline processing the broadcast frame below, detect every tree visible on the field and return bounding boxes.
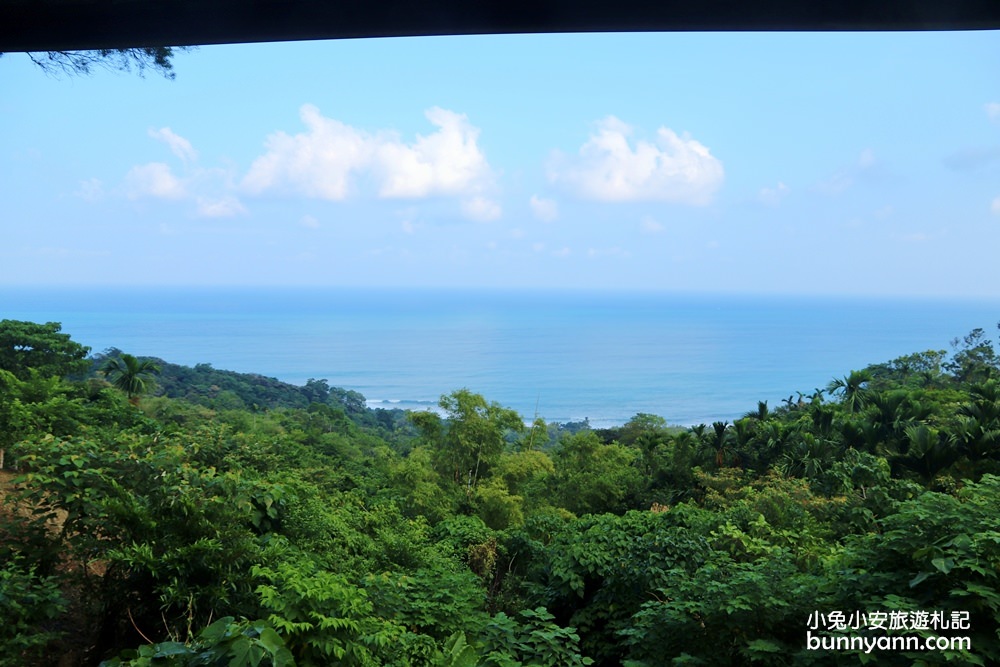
[946,327,999,384]
[826,369,872,413]
[552,431,643,515]
[3,47,185,79]
[101,353,161,405]
[0,320,91,380]
[414,389,524,490]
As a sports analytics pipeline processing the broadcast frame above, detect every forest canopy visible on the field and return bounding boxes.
[1,318,998,666]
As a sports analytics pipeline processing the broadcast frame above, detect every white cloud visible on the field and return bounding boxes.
[122,132,251,220]
[125,162,186,199]
[461,196,502,222]
[552,247,572,257]
[529,195,559,222]
[243,105,495,203]
[375,107,494,198]
[196,196,246,218]
[548,116,723,205]
[532,242,545,253]
[148,127,199,163]
[640,216,664,234]
[300,214,321,229]
[758,182,789,206]
[76,178,104,202]
[991,197,1000,215]
[243,105,368,200]
[987,102,1000,123]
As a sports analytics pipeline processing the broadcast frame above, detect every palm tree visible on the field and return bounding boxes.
[826,369,873,413]
[889,424,958,484]
[742,400,769,422]
[101,353,160,405]
[701,420,734,468]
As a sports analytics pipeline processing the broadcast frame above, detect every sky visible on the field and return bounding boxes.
[2,31,1000,296]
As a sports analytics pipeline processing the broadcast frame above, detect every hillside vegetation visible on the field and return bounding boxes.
[1,319,998,666]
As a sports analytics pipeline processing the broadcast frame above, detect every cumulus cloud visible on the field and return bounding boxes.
[243,105,495,203]
[125,163,186,199]
[461,196,502,222]
[529,195,559,222]
[375,107,493,198]
[196,196,246,218]
[148,127,198,163]
[548,116,723,205]
[122,132,248,217]
[640,216,664,234]
[76,178,105,202]
[758,181,789,206]
[243,106,368,199]
[124,162,248,214]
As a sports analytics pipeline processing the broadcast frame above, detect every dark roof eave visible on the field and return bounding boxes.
[3,0,1000,53]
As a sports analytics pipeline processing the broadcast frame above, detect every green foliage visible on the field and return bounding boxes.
[254,561,404,666]
[100,617,294,667]
[365,567,487,641]
[826,369,873,413]
[0,319,90,380]
[101,352,161,404]
[436,632,480,667]
[552,431,643,515]
[946,327,1000,384]
[7,432,261,645]
[388,445,459,521]
[474,478,526,530]
[417,389,525,489]
[7,320,1000,665]
[525,509,713,663]
[481,607,593,667]
[866,349,949,389]
[0,369,88,453]
[0,557,67,667]
[836,475,1000,664]
[621,552,826,666]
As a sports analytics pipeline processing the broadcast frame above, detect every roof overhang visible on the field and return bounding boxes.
[3,0,1000,53]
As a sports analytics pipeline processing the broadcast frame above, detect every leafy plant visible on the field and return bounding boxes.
[100,617,294,667]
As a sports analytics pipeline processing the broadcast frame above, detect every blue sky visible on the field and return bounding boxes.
[2,31,1000,296]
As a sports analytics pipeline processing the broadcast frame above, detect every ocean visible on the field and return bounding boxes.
[2,287,997,427]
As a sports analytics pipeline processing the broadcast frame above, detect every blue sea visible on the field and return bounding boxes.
[2,288,998,427]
